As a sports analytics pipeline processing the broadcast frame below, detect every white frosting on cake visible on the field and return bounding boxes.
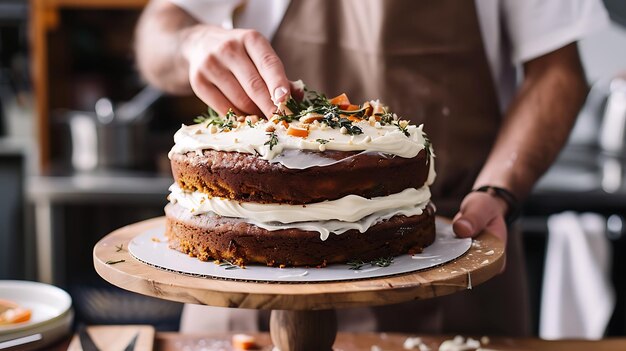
[168,119,433,165]
[168,184,431,240]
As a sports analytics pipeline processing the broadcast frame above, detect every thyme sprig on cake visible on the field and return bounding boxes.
[264,131,279,150]
[194,107,237,132]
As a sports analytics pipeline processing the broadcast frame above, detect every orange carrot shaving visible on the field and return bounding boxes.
[287,125,309,138]
[329,93,351,108]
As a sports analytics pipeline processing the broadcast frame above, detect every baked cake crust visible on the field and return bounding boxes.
[165,202,436,267]
[171,149,430,205]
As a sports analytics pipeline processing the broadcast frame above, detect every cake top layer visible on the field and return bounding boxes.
[169,87,433,162]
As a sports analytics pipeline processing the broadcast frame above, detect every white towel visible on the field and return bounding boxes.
[540,212,615,339]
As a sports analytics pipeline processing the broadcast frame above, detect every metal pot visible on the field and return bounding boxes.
[69,86,161,171]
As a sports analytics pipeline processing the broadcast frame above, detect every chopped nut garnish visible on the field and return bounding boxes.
[340,126,348,134]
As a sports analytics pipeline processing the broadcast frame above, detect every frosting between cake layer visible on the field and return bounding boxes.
[168,120,433,163]
[168,184,431,240]
[247,205,429,241]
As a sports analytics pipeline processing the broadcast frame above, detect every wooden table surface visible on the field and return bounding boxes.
[50,332,626,351]
[160,333,626,351]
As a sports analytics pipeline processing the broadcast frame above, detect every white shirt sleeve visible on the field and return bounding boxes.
[168,0,289,39]
[169,0,243,28]
[501,0,611,64]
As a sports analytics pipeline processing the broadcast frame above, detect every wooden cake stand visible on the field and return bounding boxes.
[94,217,505,351]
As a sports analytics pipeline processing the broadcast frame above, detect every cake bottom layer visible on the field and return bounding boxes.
[164,202,436,267]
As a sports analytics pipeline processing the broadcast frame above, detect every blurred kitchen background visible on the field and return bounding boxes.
[1,0,626,337]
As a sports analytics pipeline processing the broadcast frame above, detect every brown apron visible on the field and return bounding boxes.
[181,0,530,336]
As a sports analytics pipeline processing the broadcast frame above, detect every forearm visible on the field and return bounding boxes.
[474,43,588,200]
[135,0,198,94]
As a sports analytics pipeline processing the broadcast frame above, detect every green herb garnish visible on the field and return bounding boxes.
[225,108,237,120]
[247,120,253,128]
[347,260,366,270]
[194,107,236,131]
[115,244,124,252]
[316,138,329,144]
[371,256,394,267]
[220,119,234,131]
[395,120,410,137]
[106,259,125,265]
[347,256,394,270]
[194,107,220,123]
[218,259,242,270]
[275,89,368,133]
[264,132,278,150]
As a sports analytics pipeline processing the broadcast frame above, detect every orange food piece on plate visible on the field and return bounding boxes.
[0,299,32,325]
[232,333,257,350]
[347,116,362,123]
[287,125,309,138]
[344,104,361,111]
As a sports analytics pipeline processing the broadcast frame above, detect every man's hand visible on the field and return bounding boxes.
[452,192,508,246]
[452,192,508,271]
[449,43,588,273]
[181,26,290,117]
[135,0,290,117]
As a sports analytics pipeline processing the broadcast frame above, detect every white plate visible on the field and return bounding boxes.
[0,281,72,339]
[129,219,471,282]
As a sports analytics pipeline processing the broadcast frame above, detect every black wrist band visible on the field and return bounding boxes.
[472,185,521,226]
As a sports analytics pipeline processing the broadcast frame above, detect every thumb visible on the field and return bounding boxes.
[452,192,504,238]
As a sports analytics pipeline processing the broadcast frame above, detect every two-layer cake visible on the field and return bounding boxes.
[165,88,436,267]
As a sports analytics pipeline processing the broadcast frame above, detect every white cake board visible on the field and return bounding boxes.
[128,218,471,283]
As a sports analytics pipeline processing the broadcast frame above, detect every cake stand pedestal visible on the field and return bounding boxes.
[94,217,505,351]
